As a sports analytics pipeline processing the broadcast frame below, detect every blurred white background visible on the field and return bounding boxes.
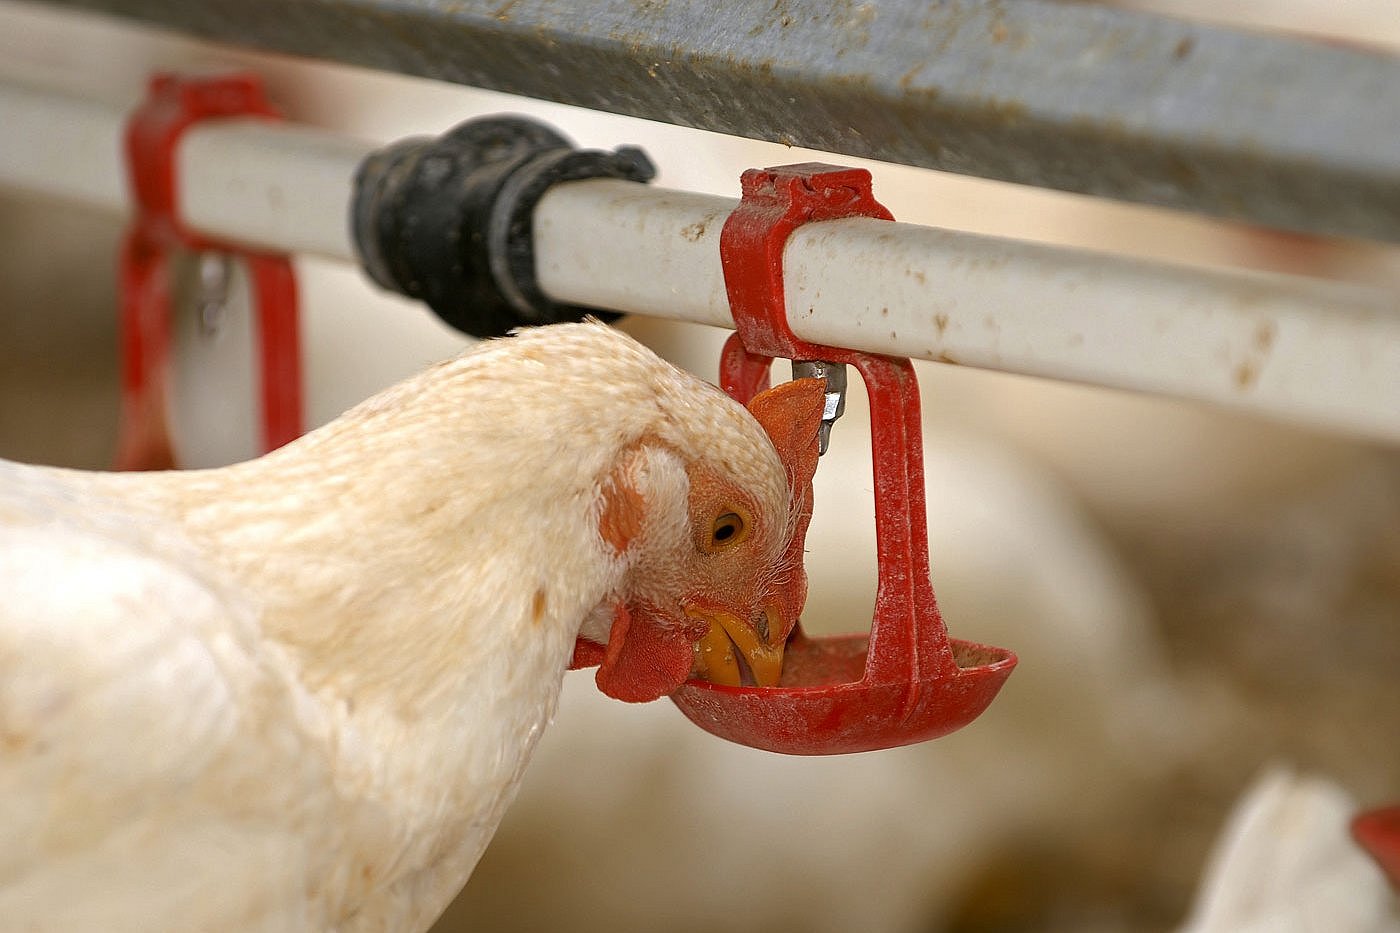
[1,1,1397,929]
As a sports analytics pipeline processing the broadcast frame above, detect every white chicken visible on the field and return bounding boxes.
[1180,768,1399,933]
[0,322,823,932]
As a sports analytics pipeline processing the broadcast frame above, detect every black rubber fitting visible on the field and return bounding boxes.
[352,116,656,338]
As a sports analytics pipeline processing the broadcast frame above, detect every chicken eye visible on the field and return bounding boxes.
[711,512,746,548]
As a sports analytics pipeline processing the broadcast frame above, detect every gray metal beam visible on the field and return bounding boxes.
[30,0,1400,243]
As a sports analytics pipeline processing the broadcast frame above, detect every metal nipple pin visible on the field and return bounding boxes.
[791,360,847,455]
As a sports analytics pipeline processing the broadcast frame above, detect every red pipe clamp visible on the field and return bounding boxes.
[667,163,1017,755]
[117,73,302,471]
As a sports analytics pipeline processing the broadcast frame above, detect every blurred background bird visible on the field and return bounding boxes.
[0,323,824,931]
[1181,768,1395,933]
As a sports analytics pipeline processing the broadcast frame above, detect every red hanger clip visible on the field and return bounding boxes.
[117,72,302,470]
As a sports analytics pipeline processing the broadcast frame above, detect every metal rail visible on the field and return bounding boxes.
[27,0,1400,244]
[3,81,1397,443]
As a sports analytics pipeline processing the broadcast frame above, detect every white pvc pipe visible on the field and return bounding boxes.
[533,181,1400,442]
[0,82,365,260]
[3,81,1399,442]
[0,83,128,212]
[788,218,1400,442]
[180,122,365,260]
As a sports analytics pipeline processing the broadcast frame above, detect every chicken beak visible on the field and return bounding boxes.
[686,605,785,687]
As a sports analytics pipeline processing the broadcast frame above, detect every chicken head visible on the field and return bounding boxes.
[586,377,825,703]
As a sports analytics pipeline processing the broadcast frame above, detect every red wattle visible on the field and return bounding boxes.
[594,604,701,703]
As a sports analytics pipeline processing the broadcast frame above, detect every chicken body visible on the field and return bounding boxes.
[0,323,814,932]
[1181,768,1398,933]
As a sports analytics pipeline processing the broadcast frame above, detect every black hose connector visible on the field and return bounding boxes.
[352,116,656,338]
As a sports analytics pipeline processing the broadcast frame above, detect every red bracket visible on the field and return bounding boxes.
[117,73,302,471]
[716,163,893,398]
[668,163,1015,755]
